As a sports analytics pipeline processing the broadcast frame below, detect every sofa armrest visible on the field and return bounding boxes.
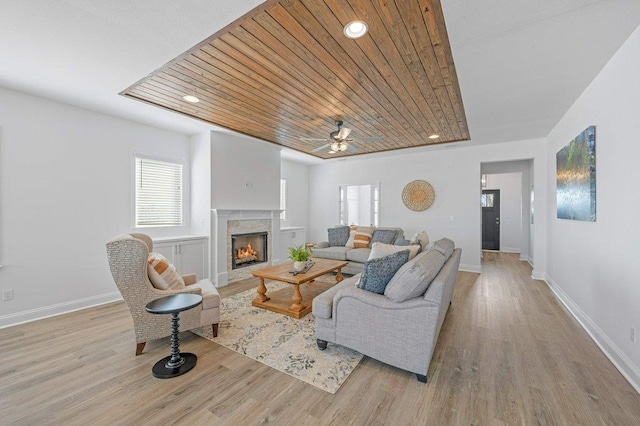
[334,286,438,314]
[315,241,329,249]
[182,273,198,286]
[313,275,360,319]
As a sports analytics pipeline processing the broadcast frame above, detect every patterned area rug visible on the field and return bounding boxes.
[191,281,363,394]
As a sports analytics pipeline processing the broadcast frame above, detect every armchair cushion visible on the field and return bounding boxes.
[357,249,410,294]
[188,279,221,310]
[328,226,350,247]
[384,250,446,302]
[147,252,185,291]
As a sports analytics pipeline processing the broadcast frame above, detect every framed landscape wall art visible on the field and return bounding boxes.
[556,125,596,221]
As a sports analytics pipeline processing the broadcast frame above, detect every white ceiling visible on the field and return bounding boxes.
[1,0,639,163]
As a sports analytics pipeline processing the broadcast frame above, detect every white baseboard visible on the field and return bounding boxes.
[519,254,528,261]
[545,278,640,394]
[459,263,482,273]
[0,291,122,329]
[531,269,545,280]
[501,247,521,253]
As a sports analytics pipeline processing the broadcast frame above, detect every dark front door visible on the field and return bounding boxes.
[482,189,501,250]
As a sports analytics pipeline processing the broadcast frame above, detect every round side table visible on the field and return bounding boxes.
[145,293,203,379]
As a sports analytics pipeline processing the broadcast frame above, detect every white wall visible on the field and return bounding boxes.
[309,139,547,274]
[484,172,522,253]
[0,87,192,326]
[280,159,309,230]
[545,25,640,391]
[210,132,280,210]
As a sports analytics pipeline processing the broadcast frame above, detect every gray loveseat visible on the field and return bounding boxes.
[312,239,461,382]
[312,227,405,275]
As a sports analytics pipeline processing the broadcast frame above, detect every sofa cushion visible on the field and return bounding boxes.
[312,246,350,261]
[433,238,455,260]
[384,249,446,302]
[147,252,185,291]
[368,242,420,261]
[353,226,375,248]
[371,229,397,245]
[328,226,350,247]
[346,248,371,263]
[358,250,410,294]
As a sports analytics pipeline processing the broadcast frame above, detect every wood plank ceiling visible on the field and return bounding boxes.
[121,0,469,159]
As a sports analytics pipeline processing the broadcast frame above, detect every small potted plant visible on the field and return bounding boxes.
[288,245,310,271]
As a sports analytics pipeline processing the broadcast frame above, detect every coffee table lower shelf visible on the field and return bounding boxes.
[251,280,335,319]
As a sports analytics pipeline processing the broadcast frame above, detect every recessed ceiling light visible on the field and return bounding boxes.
[428,134,440,139]
[344,21,368,39]
[183,95,200,103]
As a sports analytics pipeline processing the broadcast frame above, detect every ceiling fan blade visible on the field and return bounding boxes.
[337,127,352,139]
[311,143,331,153]
[301,138,328,141]
[346,144,358,153]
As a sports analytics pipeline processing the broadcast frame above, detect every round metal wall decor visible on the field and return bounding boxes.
[402,180,435,211]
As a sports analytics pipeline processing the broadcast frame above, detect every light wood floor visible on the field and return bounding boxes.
[1,253,639,424]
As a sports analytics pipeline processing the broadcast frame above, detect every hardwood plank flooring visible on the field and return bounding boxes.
[1,253,639,424]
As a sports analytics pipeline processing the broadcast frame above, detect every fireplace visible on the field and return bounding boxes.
[231,231,268,270]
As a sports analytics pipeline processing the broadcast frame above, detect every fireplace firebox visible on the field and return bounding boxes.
[231,231,268,270]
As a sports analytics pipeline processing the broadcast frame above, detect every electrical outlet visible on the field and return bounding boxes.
[631,327,636,343]
[2,289,13,301]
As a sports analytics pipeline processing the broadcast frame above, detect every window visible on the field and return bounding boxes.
[481,193,494,208]
[280,179,287,221]
[135,156,183,227]
[339,183,380,226]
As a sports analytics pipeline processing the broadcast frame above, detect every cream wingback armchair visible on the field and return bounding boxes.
[106,233,219,355]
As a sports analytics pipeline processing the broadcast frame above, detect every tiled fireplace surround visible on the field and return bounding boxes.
[212,209,282,287]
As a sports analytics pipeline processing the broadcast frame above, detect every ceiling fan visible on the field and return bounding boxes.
[302,121,358,154]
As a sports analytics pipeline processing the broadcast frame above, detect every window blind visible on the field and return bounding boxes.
[135,157,183,227]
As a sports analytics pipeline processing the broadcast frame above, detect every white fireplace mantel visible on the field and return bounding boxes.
[211,209,283,287]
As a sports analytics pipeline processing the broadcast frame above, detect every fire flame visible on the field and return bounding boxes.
[236,243,257,259]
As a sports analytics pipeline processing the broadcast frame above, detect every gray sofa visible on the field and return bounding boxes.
[312,227,405,275]
[312,242,461,382]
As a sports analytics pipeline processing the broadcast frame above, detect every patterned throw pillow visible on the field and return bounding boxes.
[371,229,397,245]
[353,226,375,248]
[327,226,350,247]
[147,252,185,290]
[358,250,410,294]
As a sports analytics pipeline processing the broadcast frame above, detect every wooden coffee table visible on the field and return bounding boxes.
[251,258,348,319]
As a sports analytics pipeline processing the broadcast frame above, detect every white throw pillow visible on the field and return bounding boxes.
[345,230,356,248]
[368,242,420,261]
[413,231,430,248]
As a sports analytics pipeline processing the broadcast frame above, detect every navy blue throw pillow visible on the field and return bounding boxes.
[371,229,397,245]
[358,250,410,294]
[328,226,350,246]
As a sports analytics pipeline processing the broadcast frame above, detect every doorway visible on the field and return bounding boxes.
[482,189,500,250]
